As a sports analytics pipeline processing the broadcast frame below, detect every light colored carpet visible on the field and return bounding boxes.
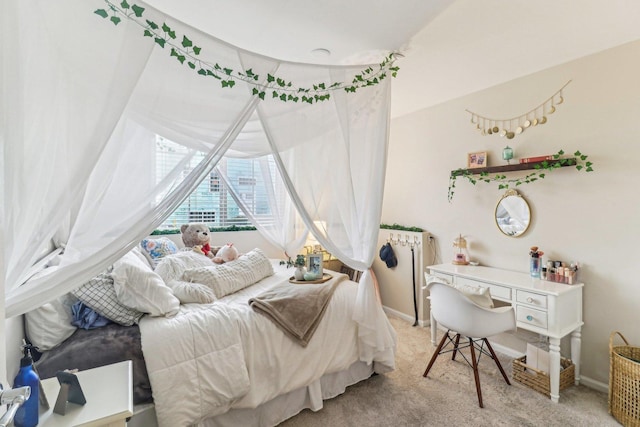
[280,316,620,427]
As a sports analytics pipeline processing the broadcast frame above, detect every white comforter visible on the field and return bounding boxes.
[140,262,395,427]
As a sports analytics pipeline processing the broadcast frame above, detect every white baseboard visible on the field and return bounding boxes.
[383,305,429,327]
[579,376,608,393]
[490,342,526,359]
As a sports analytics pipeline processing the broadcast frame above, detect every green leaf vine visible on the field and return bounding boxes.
[447,150,594,202]
[94,0,400,104]
[380,223,424,232]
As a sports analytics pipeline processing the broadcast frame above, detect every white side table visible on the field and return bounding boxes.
[39,361,133,427]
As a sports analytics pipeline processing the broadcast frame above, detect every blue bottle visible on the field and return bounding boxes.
[13,343,39,427]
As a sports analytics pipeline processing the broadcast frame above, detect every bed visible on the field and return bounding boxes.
[30,240,396,427]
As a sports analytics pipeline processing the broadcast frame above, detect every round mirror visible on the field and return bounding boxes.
[495,189,531,237]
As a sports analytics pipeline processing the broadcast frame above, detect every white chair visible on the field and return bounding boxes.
[422,281,516,408]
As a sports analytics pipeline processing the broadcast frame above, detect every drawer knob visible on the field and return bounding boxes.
[526,315,533,321]
[527,297,534,303]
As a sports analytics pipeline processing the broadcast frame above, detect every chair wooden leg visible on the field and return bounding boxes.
[484,338,511,385]
[423,331,449,377]
[451,333,461,361]
[469,337,484,408]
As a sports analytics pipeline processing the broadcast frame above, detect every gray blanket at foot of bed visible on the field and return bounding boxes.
[34,323,152,404]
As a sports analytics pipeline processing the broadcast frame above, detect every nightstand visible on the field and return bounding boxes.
[39,361,133,427]
[324,259,362,282]
[324,258,344,273]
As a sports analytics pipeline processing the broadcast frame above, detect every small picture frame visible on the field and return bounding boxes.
[467,151,487,169]
[53,370,87,415]
[307,254,323,279]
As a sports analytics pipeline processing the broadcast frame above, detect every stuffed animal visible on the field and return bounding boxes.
[213,243,239,264]
[180,223,220,260]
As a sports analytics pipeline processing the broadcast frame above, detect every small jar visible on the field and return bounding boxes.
[541,267,547,280]
[502,146,514,164]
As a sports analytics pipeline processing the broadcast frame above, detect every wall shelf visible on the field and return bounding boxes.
[451,158,577,177]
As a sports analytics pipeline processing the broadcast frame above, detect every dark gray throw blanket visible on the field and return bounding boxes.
[248,276,344,347]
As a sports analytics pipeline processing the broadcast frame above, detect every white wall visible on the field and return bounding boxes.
[383,39,640,388]
[372,230,434,326]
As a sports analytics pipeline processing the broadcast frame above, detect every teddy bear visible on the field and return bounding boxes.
[180,223,220,260]
[180,223,239,264]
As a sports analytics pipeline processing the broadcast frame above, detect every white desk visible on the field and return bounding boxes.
[39,361,133,427]
[426,264,583,403]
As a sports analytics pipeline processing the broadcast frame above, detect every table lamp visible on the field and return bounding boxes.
[452,234,470,265]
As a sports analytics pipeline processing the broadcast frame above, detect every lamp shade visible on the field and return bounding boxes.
[452,234,470,265]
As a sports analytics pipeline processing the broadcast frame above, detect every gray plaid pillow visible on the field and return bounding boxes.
[72,273,144,326]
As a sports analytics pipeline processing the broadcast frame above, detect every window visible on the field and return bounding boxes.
[155,137,273,230]
[209,172,220,192]
[238,177,256,186]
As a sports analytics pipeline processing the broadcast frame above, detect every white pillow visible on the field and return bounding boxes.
[452,283,494,308]
[25,269,78,351]
[130,245,153,270]
[182,248,274,299]
[155,250,218,304]
[111,250,180,317]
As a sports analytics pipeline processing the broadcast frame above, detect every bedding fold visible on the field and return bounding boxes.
[248,274,345,347]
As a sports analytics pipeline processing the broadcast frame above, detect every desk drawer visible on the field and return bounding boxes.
[516,290,547,309]
[427,271,453,284]
[456,277,511,301]
[517,305,548,329]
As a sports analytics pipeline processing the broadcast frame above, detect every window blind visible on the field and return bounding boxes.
[155,137,272,230]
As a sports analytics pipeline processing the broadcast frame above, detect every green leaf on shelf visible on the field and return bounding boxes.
[447,149,594,202]
[182,35,193,48]
[94,9,109,18]
[120,0,130,9]
[110,16,121,25]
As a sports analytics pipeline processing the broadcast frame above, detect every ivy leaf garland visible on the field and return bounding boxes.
[94,0,400,104]
[447,150,594,202]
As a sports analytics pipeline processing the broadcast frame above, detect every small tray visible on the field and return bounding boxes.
[289,273,332,284]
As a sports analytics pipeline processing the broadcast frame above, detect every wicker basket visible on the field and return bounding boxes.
[609,331,640,427]
[512,355,575,398]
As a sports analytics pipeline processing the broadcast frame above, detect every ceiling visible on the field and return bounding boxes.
[146,0,640,118]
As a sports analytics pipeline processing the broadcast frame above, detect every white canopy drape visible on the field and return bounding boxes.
[2,0,395,364]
